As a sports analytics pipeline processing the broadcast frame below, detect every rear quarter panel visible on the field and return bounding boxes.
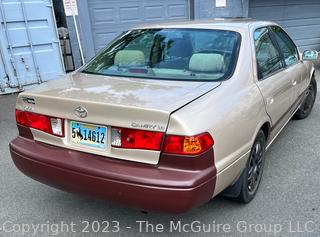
[167,31,271,195]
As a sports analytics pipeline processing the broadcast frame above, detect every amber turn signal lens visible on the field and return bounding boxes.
[183,136,203,154]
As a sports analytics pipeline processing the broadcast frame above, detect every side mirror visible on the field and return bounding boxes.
[302,50,319,61]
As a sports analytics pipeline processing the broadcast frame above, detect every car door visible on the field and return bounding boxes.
[253,27,295,130]
[270,25,306,101]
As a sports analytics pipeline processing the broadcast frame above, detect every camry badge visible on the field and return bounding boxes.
[74,106,88,118]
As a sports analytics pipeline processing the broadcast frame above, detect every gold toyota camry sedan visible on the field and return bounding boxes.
[10,19,318,213]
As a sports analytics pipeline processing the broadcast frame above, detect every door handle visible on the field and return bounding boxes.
[292,80,297,86]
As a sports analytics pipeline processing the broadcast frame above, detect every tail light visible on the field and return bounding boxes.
[163,133,214,155]
[111,127,163,150]
[15,109,64,137]
[111,126,213,155]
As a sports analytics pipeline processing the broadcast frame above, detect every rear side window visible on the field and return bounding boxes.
[271,26,299,66]
[254,27,283,80]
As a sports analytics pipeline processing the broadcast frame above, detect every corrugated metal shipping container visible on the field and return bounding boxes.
[249,0,320,51]
[0,0,64,94]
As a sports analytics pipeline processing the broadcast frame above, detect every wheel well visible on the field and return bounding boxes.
[310,72,317,88]
[260,122,271,141]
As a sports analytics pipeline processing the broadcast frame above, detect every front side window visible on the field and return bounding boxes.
[271,26,299,66]
[254,27,283,79]
[82,29,241,81]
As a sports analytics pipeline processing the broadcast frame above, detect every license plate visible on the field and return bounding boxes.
[70,121,107,149]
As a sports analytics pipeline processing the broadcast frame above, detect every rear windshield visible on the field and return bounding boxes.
[82,28,241,81]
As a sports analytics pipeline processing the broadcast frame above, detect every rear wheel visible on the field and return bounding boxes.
[237,130,266,203]
[293,78,317,120]
[222,130,266,203]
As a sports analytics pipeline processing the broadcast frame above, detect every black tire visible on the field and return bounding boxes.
[293,78,317,120]
[221,130,266,202]
[236,130,266,203]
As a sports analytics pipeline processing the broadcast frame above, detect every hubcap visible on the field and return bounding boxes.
[247,142,264,194]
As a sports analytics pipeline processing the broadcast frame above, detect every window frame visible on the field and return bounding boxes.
[268,25,301,68]
[253,26,285,81]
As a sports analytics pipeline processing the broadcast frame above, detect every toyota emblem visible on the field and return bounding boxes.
[74,106,88,118]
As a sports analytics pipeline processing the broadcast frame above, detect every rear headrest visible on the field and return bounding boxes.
[114,50,145,65]
[189,53,224,73]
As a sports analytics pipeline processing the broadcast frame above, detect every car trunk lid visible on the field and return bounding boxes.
[16,72,221,164]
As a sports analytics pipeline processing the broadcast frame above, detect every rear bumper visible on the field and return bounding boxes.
[10,136,216,213]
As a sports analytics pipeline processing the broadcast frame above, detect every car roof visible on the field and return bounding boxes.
[132,18,276,31]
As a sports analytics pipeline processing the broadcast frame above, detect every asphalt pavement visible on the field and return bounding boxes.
[0,73,319,237]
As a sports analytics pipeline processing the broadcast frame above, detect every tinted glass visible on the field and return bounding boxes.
[254,27,283,79]
[271,26,298,66]
[83,29,241,81]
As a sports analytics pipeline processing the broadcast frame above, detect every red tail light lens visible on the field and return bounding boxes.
[163,132,214,155]
[111,127,213,155]
[111,127,163,151]
[15,109,64,137]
